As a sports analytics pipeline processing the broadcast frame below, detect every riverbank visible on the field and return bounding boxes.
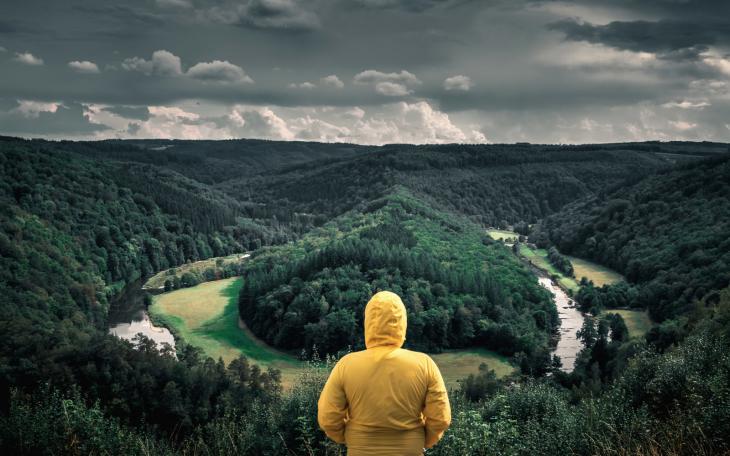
[142,252,250,291]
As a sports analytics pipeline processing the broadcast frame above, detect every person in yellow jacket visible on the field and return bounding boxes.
[318,291,451,455]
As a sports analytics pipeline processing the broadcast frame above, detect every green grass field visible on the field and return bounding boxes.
[431,348,515,388]
[149,277,305,387]
[151,276,515,390]
[602,309,653,339]
[486,229,624,292]
[519,245,581,292]
[143,253,249,290]
[486,229,520,243]
[568,256,624,287]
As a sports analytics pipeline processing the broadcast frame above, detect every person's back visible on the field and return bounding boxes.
[318,291,451,455]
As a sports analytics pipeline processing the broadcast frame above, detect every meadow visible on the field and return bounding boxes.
[149,277,306,387]
[151,276,515,389]
[602,309,653,338]
[486,229,624,293]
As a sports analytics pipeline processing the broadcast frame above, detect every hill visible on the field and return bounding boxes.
[536,156,730,323]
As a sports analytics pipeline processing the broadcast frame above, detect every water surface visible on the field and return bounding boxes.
[108,280,175,350]
[539,276,585,372]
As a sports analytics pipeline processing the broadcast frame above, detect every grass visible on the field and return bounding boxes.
[568,256,624,287]
[142,253,249,290]
[431,348,515,388]
[486,229,520,243]
[602,309,653,339]
[151,276,516,390]
[519,245,581,292]
[487,229,624,292]
[149,277,305,387]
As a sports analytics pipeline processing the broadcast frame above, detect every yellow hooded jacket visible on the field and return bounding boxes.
[317,291,451,455]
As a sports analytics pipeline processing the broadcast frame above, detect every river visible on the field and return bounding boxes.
[539,276,585,372]
[107,280,175,350]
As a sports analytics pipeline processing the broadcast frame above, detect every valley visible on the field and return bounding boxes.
[2,137,729,455]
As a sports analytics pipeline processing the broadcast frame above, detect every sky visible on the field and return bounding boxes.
[1,0,729,144]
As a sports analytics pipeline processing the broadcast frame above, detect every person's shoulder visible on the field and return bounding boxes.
[335,350,365,366]
[398,348,436,366]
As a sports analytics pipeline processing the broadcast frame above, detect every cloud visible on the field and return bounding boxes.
[375,82,410,96]
[68,60,100,74]
[353,0,455,12]
[156,0,192,8]
[443,75,472,91]
[100,105,151,121]
[289,75,344,90]
[122,50,183,76]
[548,18,730,60]
[669,120,697,131]
[228,105,295,140]
[204,0,320,32]
[354,70,421,96]
[354,69,421,86]
[661,100,710,109]
[0,46,6,52]
[345,107,365,119]
[187,60,253,83]
[14,52,43,66]
[14,100,60,118]
[288,81,316,89]
[702,53,730,76]
[320,75,344,89]
[122,51,253,84]
[0,100,109,136]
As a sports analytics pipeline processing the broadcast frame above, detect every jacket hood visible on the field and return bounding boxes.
[364,291,407,349]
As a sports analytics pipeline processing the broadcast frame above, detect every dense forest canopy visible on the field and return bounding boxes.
[536,156,730,322]
[1,136,729,455]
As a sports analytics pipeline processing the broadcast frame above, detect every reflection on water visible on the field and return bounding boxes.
[539,277,585,372]
[108,280,175,350]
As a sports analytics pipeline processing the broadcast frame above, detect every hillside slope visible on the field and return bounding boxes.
[537,156,730,321]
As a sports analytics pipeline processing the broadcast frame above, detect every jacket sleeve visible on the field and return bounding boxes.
[317,361,348,444]
[423,356,451,448]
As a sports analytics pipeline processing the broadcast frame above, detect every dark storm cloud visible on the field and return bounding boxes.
[1,0,729,142]
[197,0,321,31]
[353,0,455,12]
[101,106,151,121]
[549,18,730,60]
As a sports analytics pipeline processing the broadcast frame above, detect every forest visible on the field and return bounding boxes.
[1,136,729,455]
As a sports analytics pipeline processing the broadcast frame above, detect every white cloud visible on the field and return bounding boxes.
[375,82,410,96]
[122,50,182,76]
[228,105,295,140]
[68,60,100,74]
[14,52,43,66]
[289,81,316,89]
[292,116,352,142]
[320,74,344,89]
[702,53,730,76]
[344,107,365,119]
[540,42,657,71]
[669,120,697,131]
[444,75,472,91]
[661,100,710,110]
[354,69,421,86]
[69,101,490,145]
[14,100,61,118]
[187,60,253,83]
[0,46,7,53]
